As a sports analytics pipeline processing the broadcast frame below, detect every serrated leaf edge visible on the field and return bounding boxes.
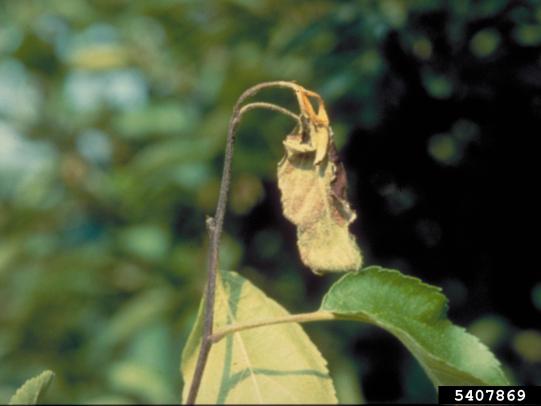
[9,370,55,405]
[321,266,509,386]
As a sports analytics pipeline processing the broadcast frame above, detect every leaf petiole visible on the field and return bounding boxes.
[210,310,338,343]
[239,102,301,128]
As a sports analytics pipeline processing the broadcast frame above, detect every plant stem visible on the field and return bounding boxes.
[210,310,338,343]
[239,102,301,128]
[185,81,303,404]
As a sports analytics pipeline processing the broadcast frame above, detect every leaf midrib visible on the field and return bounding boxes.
[220,279,303,403]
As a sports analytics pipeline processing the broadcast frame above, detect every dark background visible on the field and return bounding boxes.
[0,0,539,403]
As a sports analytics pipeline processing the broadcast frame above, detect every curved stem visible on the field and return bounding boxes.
[210,310,337,343]
[234,81,302,108]
[239,102,301,128]
[185,81,304,404]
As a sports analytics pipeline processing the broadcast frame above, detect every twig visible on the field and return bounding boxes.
[185,82,302,404]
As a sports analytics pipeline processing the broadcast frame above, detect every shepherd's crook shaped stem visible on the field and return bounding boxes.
[185,82,303,404]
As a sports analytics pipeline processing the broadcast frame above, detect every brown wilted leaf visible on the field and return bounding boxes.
[277,86,362,275]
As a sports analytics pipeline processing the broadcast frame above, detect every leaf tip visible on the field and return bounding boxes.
[9,370,55,405]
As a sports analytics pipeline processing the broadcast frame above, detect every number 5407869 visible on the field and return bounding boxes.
[454,388,526,402]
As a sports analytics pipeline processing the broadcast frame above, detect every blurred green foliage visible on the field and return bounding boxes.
[1,0,540,403]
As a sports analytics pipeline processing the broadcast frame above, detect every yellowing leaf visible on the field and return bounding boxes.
[9,370,54,405]
[181,270,337,404]
[277,87,362,274]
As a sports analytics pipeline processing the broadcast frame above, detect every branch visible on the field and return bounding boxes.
[185,82,302,404]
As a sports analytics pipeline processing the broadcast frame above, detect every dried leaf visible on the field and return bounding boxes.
[277,87,362,274]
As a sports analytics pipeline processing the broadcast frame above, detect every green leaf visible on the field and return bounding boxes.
[181,270,337,404]
[9,370,55,405]
[320,266,509,386]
